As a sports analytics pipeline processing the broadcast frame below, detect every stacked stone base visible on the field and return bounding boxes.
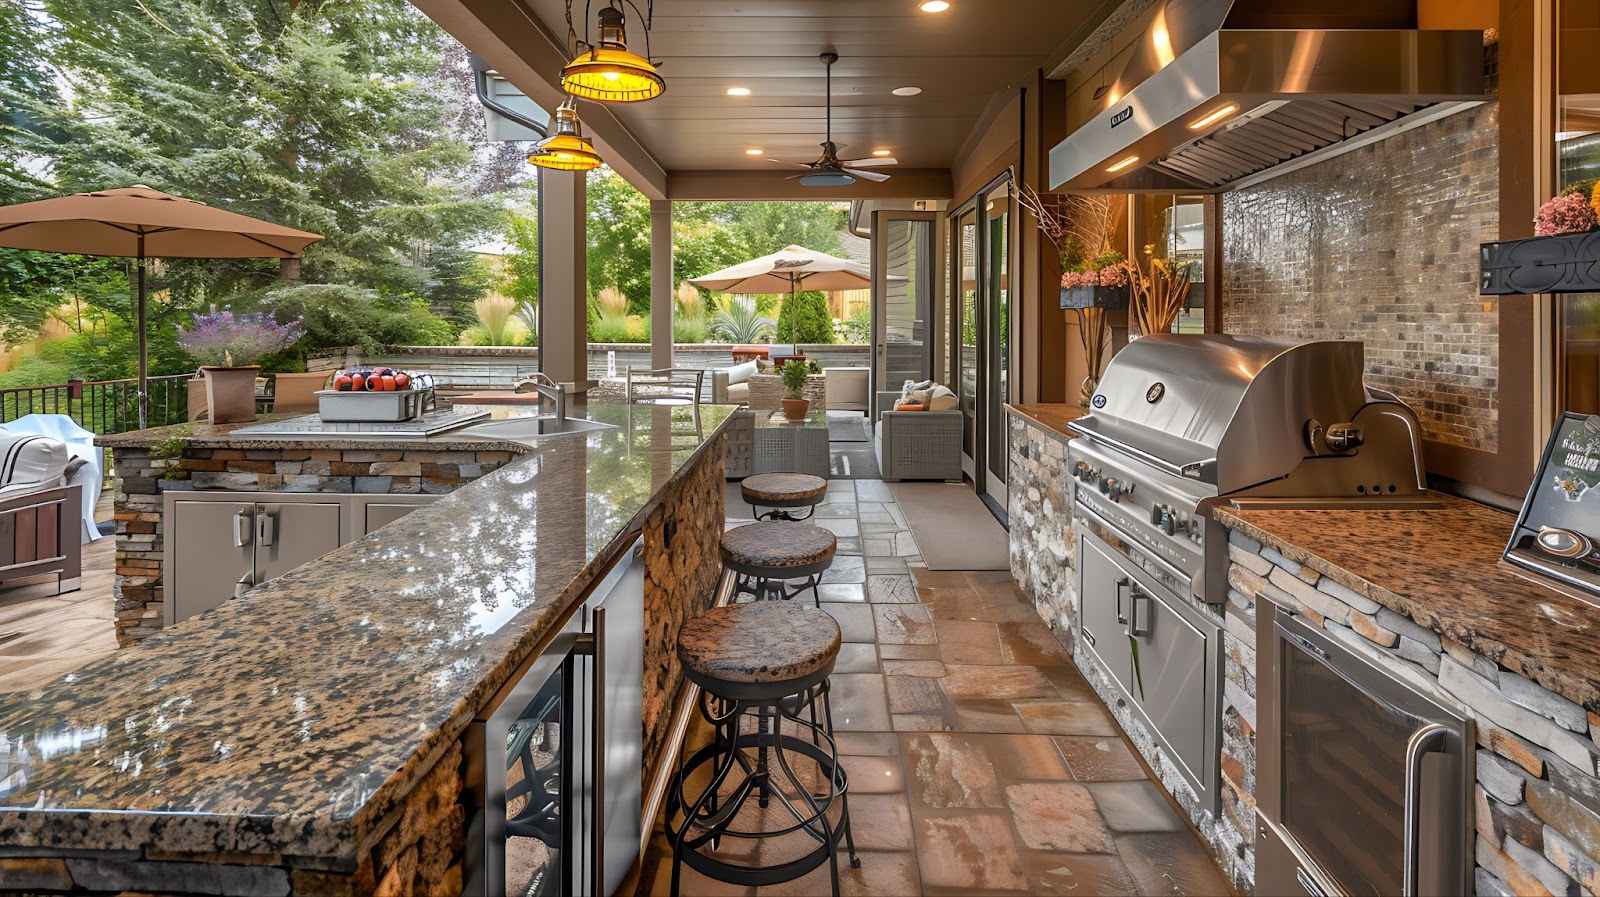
[1006,413,1077,641]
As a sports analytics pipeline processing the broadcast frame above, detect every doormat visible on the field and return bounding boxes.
[889,481,1009,570]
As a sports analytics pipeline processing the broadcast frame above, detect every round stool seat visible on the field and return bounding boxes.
[741,473,827,507]
[678,602,842,686]
[721,521,836,574]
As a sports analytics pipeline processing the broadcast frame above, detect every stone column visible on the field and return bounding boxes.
[541,170,588,391]
[650,199,673,370]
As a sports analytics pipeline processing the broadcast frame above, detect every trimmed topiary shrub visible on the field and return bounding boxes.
[775,290,833,344]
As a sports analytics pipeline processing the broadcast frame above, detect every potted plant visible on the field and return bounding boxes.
[178,310,304,423]
[779,358,811,422]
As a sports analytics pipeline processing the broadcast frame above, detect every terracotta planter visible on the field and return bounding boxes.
[202,365,260,424]
[781,397,811,422]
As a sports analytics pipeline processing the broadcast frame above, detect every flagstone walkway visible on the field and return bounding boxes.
[638,478,1234,896]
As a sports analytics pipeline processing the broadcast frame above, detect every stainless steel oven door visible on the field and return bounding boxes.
[1258,607,1472,897]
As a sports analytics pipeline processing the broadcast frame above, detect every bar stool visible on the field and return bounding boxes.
[721,521,836,607]
[741,473,828,521]
[669,601,860,896]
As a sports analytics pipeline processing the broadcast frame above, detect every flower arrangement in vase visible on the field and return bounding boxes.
[178,310,303,423]
[1128,247,1195,338]
[1535,191,1600,237]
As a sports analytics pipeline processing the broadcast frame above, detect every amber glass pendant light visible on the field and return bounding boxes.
[560,3,664,103]
[528,98,602,171]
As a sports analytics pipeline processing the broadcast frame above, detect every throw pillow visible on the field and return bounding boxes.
[926,384,959,412]
[894,401,926,412]
[725,361,757,385]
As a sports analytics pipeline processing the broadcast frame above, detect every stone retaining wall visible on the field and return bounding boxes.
[111,446,515,647]
[1226,527,1600,897]
[309,344,871,394]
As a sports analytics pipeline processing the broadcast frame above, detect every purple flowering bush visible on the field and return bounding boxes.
[178,311,304,367]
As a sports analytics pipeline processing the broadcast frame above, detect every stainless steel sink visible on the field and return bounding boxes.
[458,415,616,441]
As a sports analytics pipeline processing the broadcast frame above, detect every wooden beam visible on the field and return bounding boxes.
[665,169,952,201]
[411,0,668,200]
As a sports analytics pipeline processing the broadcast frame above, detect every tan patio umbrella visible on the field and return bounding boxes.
[0,186,323,427]
[690,244,872,296]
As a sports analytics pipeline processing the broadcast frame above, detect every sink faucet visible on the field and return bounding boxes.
[515,372,567,422]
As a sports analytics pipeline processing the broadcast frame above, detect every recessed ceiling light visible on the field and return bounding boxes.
[892,86,922,97]
[1105,154,1140,173]
[872,148,893,157]
[726,86,751,97]
[919,0,951,11]
[745,147,764,156]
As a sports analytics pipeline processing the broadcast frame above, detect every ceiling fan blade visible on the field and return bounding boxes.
[839,157,898,167]
[766,158,812,168]
[842,167,891,182]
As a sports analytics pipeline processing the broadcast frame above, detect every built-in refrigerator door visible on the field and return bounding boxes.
[467,615,582,897]
[1262,609,1471,897]
[570,537,645,897]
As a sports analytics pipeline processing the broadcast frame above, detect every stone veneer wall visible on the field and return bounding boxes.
[1006,413,1077,644]
[1221,103,1501,452]
[111,446,515,646]
[640,434,725,783]
[1225,526,1600,897]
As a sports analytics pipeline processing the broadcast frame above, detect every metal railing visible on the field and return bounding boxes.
[0,374,192,434]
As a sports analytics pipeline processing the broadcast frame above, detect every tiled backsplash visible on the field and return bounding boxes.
[1221,103,1501,452]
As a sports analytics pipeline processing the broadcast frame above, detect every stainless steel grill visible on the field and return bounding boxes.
[1066,334,1434,814]
[1068,334,1433,608]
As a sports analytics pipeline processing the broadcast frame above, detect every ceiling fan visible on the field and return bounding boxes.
[768,52,898,187]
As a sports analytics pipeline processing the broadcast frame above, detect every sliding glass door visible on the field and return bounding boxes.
[872,211,937,412]
[947,173,1016,506]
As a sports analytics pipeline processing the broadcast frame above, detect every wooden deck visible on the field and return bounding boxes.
[0,493,117,693]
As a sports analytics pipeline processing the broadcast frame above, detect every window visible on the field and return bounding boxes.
[1558,0,1600,412]
[1132,194,1207,333]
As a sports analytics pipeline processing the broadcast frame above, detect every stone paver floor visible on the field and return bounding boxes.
[639,479,1233,896]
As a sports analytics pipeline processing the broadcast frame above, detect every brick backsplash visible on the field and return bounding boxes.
[1221,103,1501,453]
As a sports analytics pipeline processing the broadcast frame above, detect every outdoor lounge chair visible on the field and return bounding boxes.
[0,432,84,597]
[874,391,964,482]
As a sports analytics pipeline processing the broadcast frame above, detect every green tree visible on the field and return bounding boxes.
[424,246,494,327]
[775,290,833,344]
[4,0,494,366]
[501,207,540,308]
[585,169,651,313]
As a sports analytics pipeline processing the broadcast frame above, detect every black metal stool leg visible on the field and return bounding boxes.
[818,683,860,868]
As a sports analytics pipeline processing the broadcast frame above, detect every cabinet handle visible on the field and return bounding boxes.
[1114,577,1129,625]
[232,509,252,548]
[256,510,276,547]
[1129,591,1152,637]
[591,605,605,895]
[1403,724,1448,897]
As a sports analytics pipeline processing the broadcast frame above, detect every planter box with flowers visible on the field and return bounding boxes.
[1059,259,1132,310]
[1481,189,1600,295]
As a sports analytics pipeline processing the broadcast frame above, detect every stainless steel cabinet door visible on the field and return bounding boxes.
[361,501,427,535]
[1077,534,1134,693]
[1128,586,1209,788]
[253,502,342,584]
[170,500,254,624]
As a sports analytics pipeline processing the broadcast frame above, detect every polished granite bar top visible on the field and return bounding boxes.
[1213,494,1600,713]
[1006,403,1090,439]
[96,406,547,453]
[0,400,738,860]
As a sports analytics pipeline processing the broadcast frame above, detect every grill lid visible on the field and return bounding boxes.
[1070,335,1372,492]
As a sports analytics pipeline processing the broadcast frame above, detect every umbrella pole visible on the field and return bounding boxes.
[136,234,148,430]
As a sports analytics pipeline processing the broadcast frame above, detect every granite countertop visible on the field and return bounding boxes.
[1006,403,1089,439]
[1213,495,1600,713]
[0,401,739,860]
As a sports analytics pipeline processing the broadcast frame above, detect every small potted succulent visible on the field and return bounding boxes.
[178,310,304,423]
[779,358,811,422]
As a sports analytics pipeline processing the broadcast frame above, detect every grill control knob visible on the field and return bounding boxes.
[1162,513,1178,536]
[1150,504,1164,526]
[1073,461,1090,481]
[1099,476,1115,495]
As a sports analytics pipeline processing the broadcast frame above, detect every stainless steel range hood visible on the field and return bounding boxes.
[1048,0,1488,192]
